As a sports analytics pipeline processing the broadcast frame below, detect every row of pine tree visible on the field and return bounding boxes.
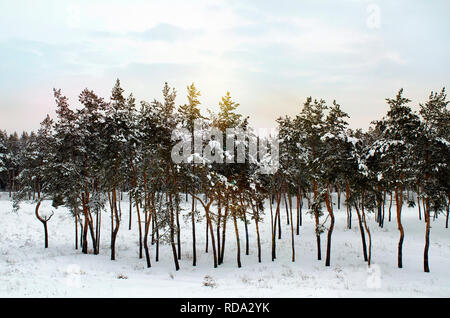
[0,80,448,273]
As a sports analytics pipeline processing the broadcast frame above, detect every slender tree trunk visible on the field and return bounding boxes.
[191,194,197,266]
[206,206,218,268]
[242,198,249,256]
[424,196,431,272]
[288,189,295,262]
[143,205,152,268]
[136,199,143,259]
[324,189,334,266]
[313,181,321,261]
[361,191,372,266]
[232,211,241,268]
[271,191,282,261]
[205,221,209,253]
[254,200,262,263]
[129,195,132,230]
[111,189,120,261]
[130,161,142,258]
[176,199,181,260]
[389,191,393,222]
[354,202,368,262]
[346,183,352,229]
[417,184,422,221]
[381,190,386,228]
[296,186,301,234]
[97,208,101,253]
[219,196,229,265]
[395,186,404,268]
[74,205,78,250]
[446,197,449,229]
[154,200,160,262]
[277,197,282,240]
[217,196,221,261]
[284,192,290,225]
[168,192,180,271]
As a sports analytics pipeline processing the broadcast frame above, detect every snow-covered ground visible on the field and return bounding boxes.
[0,192,448,297]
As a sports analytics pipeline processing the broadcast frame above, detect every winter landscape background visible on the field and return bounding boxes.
[1,192,448,297]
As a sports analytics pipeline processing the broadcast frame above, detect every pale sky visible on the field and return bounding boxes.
[0,0,449,133]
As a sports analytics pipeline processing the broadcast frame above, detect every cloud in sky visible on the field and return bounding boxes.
[0,0,449,132]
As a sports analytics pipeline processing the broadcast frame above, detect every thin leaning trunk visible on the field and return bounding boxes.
[271,191,282,261]
[354,202,368,262]
[143,192,152,268]
[445,196,450,229]
[361,191,372,266]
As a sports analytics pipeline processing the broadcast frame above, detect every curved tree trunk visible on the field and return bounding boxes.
[324,189,334,266]
[395,186,404,268]
[271,191,282,261]
[354,202,368,262]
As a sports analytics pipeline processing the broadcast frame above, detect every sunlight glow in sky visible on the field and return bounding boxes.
[0,0,449,132]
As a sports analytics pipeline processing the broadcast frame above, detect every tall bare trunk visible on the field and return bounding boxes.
[324,189,334,266]
[361,191,372,266]
[313,181,321,260]
[288,189,295,262]
[271,191,282,261]
[168,192,180,271]
[111,189,120,261]
[232,211,241,268]
[424,196,431,272]
[354,202,368,262]
[74,205,78,250]
[219,196,229,265]
[395,186,404,268]
[128,195,132,230]
[191,194,197,266]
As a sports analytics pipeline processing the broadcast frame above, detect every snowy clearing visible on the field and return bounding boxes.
[0,192,448,298]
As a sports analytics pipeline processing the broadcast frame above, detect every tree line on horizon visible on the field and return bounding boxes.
[0,80,448,273]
